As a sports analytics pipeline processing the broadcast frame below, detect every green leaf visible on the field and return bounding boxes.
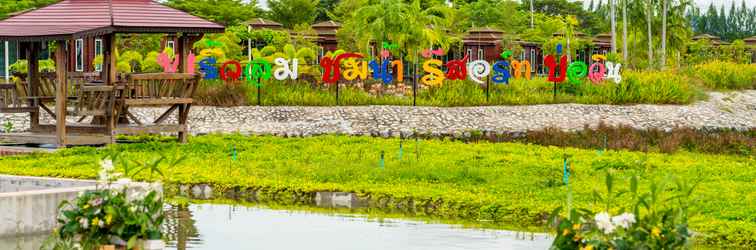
[605,171,613,195]
[127,235,138,249]
[631,175,638,194]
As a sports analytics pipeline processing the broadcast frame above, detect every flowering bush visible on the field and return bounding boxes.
[54,157,165,249]
[550,173,696,250]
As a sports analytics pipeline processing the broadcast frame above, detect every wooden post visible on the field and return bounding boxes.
[177,34,188,73]
[55,40,67,147]
[106,34,117,85]
[178,104,187,143]
[27,42,40,131]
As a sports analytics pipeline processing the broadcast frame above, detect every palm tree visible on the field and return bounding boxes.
[565,16,579,63]
[660,0,667,69]
[343,0,452,59]
[646,0,654,69]
[622,0,628,63]
[611,0,617,53]
[530,0,534,29]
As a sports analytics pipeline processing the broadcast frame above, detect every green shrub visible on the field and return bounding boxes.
[689,61,756,90]
[550,174,696,249]
[205,73,701,107]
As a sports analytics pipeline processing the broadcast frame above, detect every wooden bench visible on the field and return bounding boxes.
[30,85,117,134]
[117,73,200,142]
[0,84,38,113]
[8,72,101,119]
[122,73,198,106]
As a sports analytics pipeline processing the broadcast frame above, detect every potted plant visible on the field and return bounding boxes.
[548,173,696,249]
[135,190,166,250]
[57,189,129,250]
[53,155,171,250]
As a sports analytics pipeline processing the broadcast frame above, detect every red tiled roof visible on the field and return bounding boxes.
[0,0,224,41]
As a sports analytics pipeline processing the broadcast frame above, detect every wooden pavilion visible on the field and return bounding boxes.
[0,0,224,147]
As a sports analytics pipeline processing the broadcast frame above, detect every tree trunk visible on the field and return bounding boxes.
[660,0,668,69]
[611,0,617,54]
[567,29,572,63]
[646,0,654,69]
[622,0,628,63]
[530,0,534,29]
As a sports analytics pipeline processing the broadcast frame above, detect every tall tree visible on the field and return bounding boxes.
[166,0,260,26]
[660,0,667,69]
[268,0,319,28]
[530,0,535,28]
[622,0,628,62]
[315,0,339,22]
[0,0,58,20]
[338,0,453,57]
[646,0,654,69]
[610,0,617,53]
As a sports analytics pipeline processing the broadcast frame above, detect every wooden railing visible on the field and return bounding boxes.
[122,73,199,106]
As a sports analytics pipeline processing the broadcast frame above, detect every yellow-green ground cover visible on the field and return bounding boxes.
[0,135,753,247]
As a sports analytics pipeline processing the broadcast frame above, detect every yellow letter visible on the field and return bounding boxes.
[421,59,445,87]
[342,58,368,81]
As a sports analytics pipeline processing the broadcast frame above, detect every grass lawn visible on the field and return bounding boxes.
[0,135,753,247]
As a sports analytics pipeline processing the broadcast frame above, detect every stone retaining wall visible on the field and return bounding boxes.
[0,91,754,137]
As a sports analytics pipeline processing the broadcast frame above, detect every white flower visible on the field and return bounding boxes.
[79,218,89,229]
[611,213,636,229]
[100,159,114,171]
[128,190,146,201]
[98,169,109,182]
[99,159,115,182]
[595,212,616,234]
[89,197,103,207]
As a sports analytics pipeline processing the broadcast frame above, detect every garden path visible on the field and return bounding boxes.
[1,91,753,136]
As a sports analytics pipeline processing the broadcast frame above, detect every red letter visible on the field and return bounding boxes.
[220,61,242,82]
[445,54,468,80]
[320,53,363,84]
[545,55,567,83]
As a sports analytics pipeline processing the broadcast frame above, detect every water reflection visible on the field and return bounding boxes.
[164,204,552,250]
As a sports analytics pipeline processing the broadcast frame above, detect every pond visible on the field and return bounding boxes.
[1,203,552,250]
[163,203,552,250]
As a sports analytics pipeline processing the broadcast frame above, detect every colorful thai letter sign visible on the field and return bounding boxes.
[157,52,196,74]
[182,47,621,87]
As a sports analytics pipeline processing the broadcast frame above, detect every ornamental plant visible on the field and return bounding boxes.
[549,173,697,250]
[53,155,167,250]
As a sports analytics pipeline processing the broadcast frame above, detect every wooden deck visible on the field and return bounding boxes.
[0,133,112,146]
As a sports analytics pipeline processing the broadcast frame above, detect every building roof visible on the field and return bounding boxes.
[245,18,283,28]
[312,20,341,28]
[468,26,503,34]
[592,33,612,47]
[691,33,730,45]
[692,34,720,41]
[742,36,756,45]
[553,31,587,38]
[0,0,224,41]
